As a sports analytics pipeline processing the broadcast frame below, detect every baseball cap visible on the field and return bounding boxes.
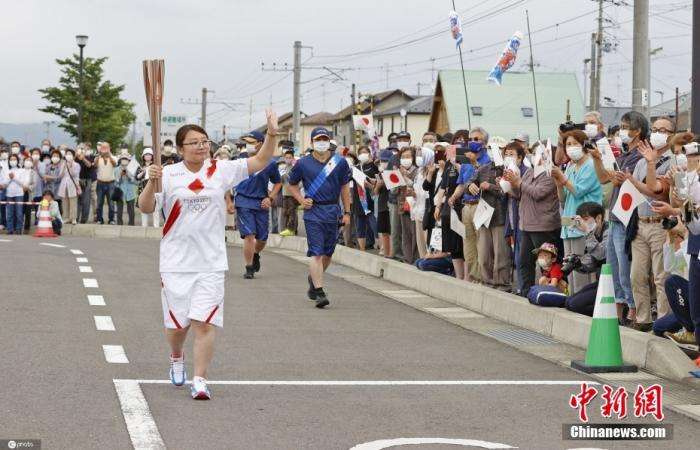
[513,132,529,143]
[142,148,153,156]
[242,130,265,143]
[397,131,411,140]
[311,127,331,140]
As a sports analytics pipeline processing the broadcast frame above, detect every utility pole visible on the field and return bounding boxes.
[201,87,208,130]
[248,97,253,130]
[583,59,590,109]
[632,0,650,115]
[385,63,390,89]
[589,33,597,110]
[222,124,227,143]
[693,0,700,131]
[292,40,302,150]
[350,83,357,150]
[593,0,603,111]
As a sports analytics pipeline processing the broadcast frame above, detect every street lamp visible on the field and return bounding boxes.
[75,34,88,144]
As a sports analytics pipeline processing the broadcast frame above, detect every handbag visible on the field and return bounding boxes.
[111,186,123,202]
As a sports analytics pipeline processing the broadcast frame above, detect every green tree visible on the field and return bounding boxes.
[39,54,135,147]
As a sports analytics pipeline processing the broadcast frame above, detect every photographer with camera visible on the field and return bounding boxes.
[563,202,608,316]
[554,111,605,166]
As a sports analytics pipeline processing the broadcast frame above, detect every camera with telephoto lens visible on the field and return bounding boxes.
[559,121,586,133]
[561,254,582,277]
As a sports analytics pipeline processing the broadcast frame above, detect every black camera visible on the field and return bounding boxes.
[561,254,582,277]
[559,122,585,133]
[455,146,469,164]
[662,216,679,230]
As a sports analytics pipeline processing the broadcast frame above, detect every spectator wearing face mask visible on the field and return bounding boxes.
[22,154,39,233]
[503,142,562,296]
[622,117,676,331]
[160,139,180,166]
[0,147,9,231]
[95,142,117,224]
[387,131,412,261]
[351,146,378,251]
[396,146,418,264]
[448,128,491,282]
[413,147,434,259]
[551,130,603,295]
[582,111,607,142]
[38,190,63,235]
[502,142,528,294]
[75,144,96,223]
[422,143,447,247]
[373,150,393,257]
[136,148,159,227]
[608,125,622,157]
[114,155,137,226]
[590,111,648,324]
[0,153,31,234]
[57,148,81,225]
[279,149,299,237]
[43,149,64,211]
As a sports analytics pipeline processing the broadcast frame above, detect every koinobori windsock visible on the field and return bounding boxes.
[487,31,523,85]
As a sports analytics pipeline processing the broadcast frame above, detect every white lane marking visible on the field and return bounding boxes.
[39,242,66,248]
[125,379,597,386]
[79,266,93,273]
[76,257,88,263]
[82,278,98,288]
[113,380,165,450]
[94,316,115,331]
[0,239,12,242]
[103,345,129,363]
[350,438,516,449]
[70,249,84,255]
[87,295,106,306]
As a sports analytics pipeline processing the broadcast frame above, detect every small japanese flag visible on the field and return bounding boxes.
[612,179,646,227]
[381,169,406,190]
[352,114,374,133]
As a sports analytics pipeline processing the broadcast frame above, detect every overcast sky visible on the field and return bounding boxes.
[1,0,693,138]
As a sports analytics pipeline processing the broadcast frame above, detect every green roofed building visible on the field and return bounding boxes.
[429,70,585,143]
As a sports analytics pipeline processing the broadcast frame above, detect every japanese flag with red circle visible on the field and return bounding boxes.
[352,114,374,133]
[612,179,646,227]
[381,169,406,190]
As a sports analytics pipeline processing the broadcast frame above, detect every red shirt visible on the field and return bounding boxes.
[543,262,563,280]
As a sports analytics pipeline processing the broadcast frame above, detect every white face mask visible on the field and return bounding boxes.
[503,156,516,169]
[583,218,597,234]
[397,141,409,150]
[650,132,668,150]
[0,153,7,160]
[41,145,50,153]
[32,154,40,161]
[121,160,129,167]
[162,145,173,155]
[65,154,74,162]
[358,153,370,164]
[313,141,330,153]
[51,156,60,164]
[9,160,18,168]
[537,257,551,269]
[612,136,623,147]
[24,161,33,169]
[683,142,699,155]
[400,158,413,168]
[422,142,435,150]
[11,147,20,154]
[584,123,598,139]
[619,129,631,144]
[567,145,584,162]
[415,156,424,167]
[245,143,256,153]
[60,150,66,157]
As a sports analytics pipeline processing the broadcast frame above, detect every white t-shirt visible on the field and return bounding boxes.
[3,168,30,198]
[159,158,249,273]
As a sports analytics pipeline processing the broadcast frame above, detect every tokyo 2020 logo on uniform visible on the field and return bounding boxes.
[184,196,211,213]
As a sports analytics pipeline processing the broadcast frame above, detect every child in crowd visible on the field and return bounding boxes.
[534,243,567,292]
[37,190,63,235]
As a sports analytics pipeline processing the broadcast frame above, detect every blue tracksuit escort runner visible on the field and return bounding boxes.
[288,153,352,257]
[235,160,281,241]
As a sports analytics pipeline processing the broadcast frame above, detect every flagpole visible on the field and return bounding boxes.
[452,0,472,130]
[525,10,541,141]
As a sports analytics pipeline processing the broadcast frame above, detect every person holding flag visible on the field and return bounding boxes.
[138,109,279,400]
[352,146,379,251]
[288,127,352,308]
[234,130,282,279]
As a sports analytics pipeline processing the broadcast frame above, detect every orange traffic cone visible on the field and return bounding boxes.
[33,200,57,238]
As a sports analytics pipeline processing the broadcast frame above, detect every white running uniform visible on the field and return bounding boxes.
[159,158,249,328]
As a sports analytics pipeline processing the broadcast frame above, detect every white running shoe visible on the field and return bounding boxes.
[191,376,211,400]
[169,353,186,387]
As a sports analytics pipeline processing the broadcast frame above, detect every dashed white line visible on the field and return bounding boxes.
[39,242,66,248]
[70,249,84,255]
[87,295,105,306]
[128,379,597,386]
[0,239,12,242]
[112,380,165,449]
[94,316,115,331]
[83,278,99,288]
[76,257,88,263]
[79,266,93,273]
[103,345,129,363]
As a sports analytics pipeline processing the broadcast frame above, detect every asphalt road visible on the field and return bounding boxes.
[1,236,697,449]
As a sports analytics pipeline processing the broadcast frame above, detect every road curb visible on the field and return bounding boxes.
[62,223,699,384]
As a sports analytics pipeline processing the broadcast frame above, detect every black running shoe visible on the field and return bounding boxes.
[244,265,255,279]
[307,275,317,300]
[252,253,261,272]
[315,289,329,309]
